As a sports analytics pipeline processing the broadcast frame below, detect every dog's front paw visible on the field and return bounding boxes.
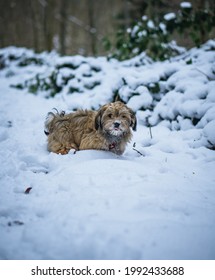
[57,148,69,155]
[57,143,78,155]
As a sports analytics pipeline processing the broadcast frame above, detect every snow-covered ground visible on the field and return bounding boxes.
[0,41,215,260]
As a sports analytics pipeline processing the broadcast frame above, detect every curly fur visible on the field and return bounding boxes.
[44,101,136,155]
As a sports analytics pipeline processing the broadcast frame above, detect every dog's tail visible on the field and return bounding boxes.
[44,109,65,136]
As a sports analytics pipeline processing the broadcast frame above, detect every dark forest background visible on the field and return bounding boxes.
[0,0,214,56]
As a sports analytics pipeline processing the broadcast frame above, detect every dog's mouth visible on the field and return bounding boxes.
[108,128,124,137]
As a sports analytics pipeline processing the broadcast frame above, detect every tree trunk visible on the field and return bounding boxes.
[59,0,68,55]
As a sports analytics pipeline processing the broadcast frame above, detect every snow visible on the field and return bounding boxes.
[0,41,215,260]
[127,86,153,110]
[164,13,176,21]
[180,2,192,8]
[147,20,155,29]
[203,120,215,146]
[159,22,167,34]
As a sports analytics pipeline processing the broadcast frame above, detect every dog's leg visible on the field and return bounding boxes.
[57,143,78,155]
[48,138,78,155]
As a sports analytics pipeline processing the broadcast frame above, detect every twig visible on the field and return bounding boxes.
[132,142,145,157]
[194,68,213,81]
[149,125,153,139]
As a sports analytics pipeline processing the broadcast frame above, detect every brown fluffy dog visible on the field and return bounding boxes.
[44,101,136,155]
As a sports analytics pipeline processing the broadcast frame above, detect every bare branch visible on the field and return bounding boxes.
[132,142,145,157]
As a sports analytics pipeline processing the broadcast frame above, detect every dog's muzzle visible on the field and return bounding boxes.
[113,121,121,128]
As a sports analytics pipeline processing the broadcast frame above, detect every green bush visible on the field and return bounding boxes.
[104,2,215,61]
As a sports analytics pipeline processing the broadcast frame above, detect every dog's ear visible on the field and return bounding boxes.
[128,108,137,131]
[95,105,107,130]
[95,111,102,130]
[95,104,110,130]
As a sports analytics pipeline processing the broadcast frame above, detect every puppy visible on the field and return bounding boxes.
[44,101,136,155]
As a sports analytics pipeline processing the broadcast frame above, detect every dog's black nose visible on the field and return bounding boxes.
[114,122,120,128]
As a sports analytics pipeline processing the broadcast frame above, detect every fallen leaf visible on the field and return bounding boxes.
[24,187,32,194]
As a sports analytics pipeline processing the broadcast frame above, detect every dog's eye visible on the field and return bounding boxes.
[122,115,127,119]
[108,114,113,118]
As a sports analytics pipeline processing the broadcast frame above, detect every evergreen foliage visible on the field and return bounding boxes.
[104,2,215,61]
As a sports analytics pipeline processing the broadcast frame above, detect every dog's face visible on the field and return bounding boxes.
[95,101,136,137]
